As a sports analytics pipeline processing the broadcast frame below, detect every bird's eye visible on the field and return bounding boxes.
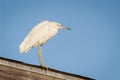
[57,24,60,26]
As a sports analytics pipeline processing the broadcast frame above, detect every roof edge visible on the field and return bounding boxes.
[0,57,95,80]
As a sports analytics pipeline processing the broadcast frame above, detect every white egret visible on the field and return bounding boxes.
[19,20,71,67]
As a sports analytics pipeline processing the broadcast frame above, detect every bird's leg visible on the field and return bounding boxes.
[38,45,45,67]
[38,46,48,71]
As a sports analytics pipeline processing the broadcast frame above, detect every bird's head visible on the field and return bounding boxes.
[54,22,71,30]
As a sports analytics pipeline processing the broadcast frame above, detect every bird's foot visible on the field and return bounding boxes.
[41,65,48,71]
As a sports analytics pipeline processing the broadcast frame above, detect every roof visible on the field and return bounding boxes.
[0,57,95,80]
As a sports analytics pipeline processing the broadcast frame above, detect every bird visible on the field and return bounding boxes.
[19,20,71,67]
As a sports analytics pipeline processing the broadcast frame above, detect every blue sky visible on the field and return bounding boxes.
[0,0,120,80]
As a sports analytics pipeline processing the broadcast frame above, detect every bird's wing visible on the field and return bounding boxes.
[19,20,50,53]
[28,20,49,36]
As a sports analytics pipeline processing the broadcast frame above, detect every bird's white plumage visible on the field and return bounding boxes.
[19,20,70,66]
[19,20,59,53]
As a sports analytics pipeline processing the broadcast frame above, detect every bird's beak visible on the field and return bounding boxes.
[61,26,71,30]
